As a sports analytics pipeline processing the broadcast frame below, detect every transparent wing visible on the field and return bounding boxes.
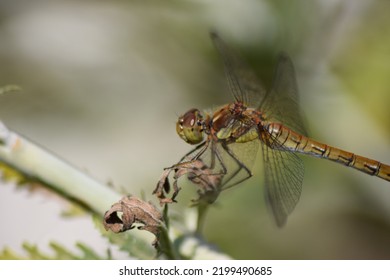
[261,142,304,227]
[210,32,266,108]
[220,139,260,188]
[260,53,308,136]
[210,34,307,226]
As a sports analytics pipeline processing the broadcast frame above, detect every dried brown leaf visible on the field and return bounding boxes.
[153,169,177,204]
[153,159,224,205]
[103,196,164,248]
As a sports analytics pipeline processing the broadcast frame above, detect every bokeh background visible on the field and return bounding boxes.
[0,0,389,259]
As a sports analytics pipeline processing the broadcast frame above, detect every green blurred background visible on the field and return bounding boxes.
[0,0,389,259]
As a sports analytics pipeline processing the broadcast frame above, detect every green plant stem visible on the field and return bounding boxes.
[0,121,121,215]
[196,203,210,233]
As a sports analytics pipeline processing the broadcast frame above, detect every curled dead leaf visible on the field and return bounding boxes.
[103,196,164,248]
[153,159,224,205]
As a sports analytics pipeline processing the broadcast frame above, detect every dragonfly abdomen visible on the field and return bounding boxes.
[308,143,390,181]
[265,123,390,181]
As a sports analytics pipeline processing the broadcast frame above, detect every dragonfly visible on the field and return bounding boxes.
[154,32,390,227]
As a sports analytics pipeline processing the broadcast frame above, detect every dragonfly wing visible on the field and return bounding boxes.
[210,32,266,108]
[260,53,308,136]
[261,142,304,227]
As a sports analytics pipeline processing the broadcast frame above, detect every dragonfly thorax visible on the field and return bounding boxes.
[176,108,206,145]
[210,102,262,143]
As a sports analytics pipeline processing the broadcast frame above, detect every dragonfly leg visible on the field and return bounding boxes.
[185,140,253,190]
[219,141,253,190]
[173,140,227,193]
[153,141,210,204]
[183,141,210,162]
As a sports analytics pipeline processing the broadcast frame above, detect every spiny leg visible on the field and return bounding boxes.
[168,141,209,169]
[153,141,209,203]
[219,141,253,190]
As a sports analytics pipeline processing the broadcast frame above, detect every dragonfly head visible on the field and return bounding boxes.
[176,108,205,145]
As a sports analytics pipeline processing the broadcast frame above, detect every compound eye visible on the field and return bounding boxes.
[176,109,204,145]
[182,110,197,127]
